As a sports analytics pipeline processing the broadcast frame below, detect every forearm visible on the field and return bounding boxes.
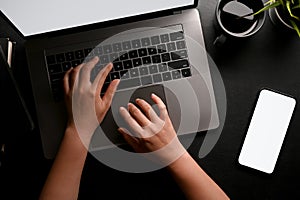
[39,128,88,200]
[167,152,229,200]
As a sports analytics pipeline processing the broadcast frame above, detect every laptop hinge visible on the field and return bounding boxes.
[173,10,182,15]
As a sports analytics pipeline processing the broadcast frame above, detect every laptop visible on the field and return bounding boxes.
[0,0,219,159]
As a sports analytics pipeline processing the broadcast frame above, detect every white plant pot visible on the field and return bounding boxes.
[269,7,294,32]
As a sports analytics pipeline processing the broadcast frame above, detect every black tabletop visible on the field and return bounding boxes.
[1,0,300,199]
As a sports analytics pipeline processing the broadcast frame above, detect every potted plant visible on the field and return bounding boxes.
[254,0,300,37]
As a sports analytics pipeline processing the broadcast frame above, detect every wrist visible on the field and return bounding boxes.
[65,123,93,149]
[144,136,186,167]
[166,151,191,171]
[63,126,88,154]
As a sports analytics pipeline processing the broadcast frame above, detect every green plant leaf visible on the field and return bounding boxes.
[279,0,285,6]
[253,1,282,16]
[290,20,300,37]
[287,1,300,20]
[292,0,300,9]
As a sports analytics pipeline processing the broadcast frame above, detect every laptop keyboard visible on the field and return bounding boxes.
[45,30,191,101]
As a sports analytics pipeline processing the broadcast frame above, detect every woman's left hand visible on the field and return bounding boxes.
[63,56,119,145]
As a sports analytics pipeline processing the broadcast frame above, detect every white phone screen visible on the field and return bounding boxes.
[238,89,296,174]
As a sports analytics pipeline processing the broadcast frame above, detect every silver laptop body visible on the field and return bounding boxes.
[2,1,219,159]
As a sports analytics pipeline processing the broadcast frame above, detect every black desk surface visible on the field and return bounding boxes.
[1,0,300,199]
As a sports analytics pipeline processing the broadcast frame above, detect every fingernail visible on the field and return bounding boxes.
[114,79,120,85]
[111,80,120,93]
[119,107,126,112]
[151,93,157,97]
[136,98,141,102]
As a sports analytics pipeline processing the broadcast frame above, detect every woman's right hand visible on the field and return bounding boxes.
[118,93,186,165]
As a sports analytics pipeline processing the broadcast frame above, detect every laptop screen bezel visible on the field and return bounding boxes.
[0,0,198,40]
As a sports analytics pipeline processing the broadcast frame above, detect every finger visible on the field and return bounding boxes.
[135,98,160,122]
[128,102,151,127]
[100,79,120,110]
[69,64,84,91]
[79,56,99,84]
[118,127,139,147]
[63,67,73,95]
[102,79,120,101]
[151,93,168,119]
[119,106,144,137]
[93,62,113,92]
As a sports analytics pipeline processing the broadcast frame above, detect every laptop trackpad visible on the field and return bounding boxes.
[90,84,180,150]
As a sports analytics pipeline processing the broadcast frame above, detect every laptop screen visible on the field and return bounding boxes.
[0,0,194,37]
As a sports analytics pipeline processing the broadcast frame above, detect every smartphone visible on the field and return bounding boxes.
[238,88,296,174]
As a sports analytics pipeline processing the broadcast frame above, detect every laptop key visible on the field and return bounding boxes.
[65,52,75,61]
[151,55,161,63]
[110,53,119,62]
[75,50,84,60]
[100,55,109,64]
[157,44,167,53]
[141,75,153,85]
[168,59,189,70]
[167,42,176,52]
[103,45,113,54]
[122,41,132,50]
[111,72,120,80]
[176,40,186,50]
[123,60,133,69]
[50,73,64,83]
[130,68,139,78]
[118,78,141,90]
[120,70,130,79]
[149,65,158,74]
[148,47,157,55]
[160,34,170,43]
[153,73,162,83]
[132,39,141,49]
[119,52,129,60]
[84,48,93,57]
[139,67,149,76]
[141,37,151,47]
[151,36,160,45]
[62,62,72,71]
[142,56,151,65]
[172,70,182,79]
[162,72,172,81]
[46,55,56,65]
[56,53,65,63]
[113,62,123,71]
[170,31,184,41]
[112,43,122,52]
[129,50,138,59]
[94,46,103,56]
[158,63,168,72]
[181,68,191,77]
[48,64,62,74]
[71,60,82,67]
[171,50,188,60]
[138,48,148,57]
[133,58,142,67]
[161,53,171,62]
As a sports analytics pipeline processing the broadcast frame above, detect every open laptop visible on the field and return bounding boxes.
[0,0,219,159]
